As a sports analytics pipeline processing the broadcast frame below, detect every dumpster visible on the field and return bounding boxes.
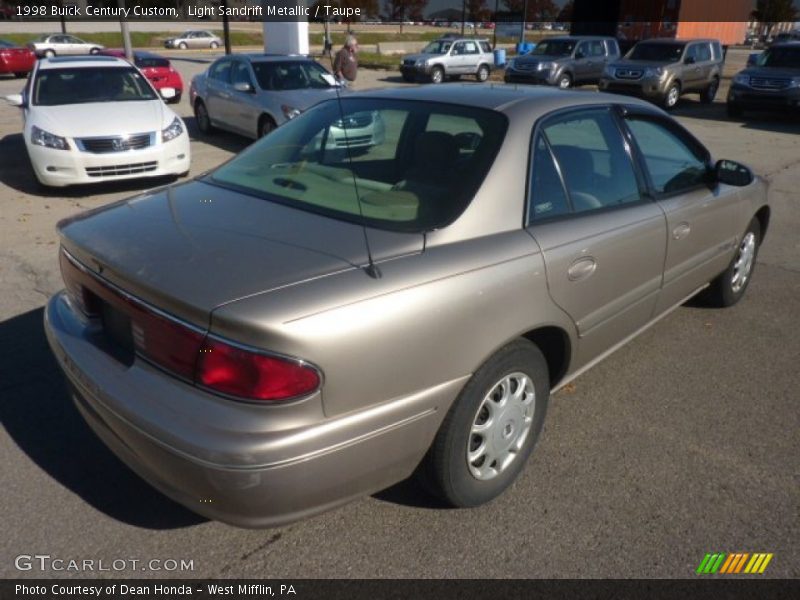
[494,48,506,67]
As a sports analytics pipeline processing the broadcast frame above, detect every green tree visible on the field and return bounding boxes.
[751,0,799,39]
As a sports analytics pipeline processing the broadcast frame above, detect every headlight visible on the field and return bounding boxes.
[506,58,516,70]
[788,77,800,88]
[733,73,750,86]
[416,59,426,67]
[604,65,615,78]
[644,67,666,79]
[282,105,301,120]
[538,62,554,71]
[161,117,184,142]
[30,125,69,150]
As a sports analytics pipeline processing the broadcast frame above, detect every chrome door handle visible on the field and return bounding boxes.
[567,256,597,281]
[672,223,691,240]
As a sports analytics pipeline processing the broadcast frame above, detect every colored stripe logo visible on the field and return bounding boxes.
[696,553,773,574]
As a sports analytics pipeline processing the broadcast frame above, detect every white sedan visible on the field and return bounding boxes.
[6,56,190,188]
[28,34,104,57]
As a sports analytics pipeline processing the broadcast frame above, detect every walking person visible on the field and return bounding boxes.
[333,35,358,87]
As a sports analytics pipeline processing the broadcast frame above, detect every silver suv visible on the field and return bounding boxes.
[599,38,724,109]
[401,36,494,83]
[505,36,620,88]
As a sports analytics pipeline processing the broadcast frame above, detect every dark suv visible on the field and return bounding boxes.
[504,36,621,88]
[599,38,724,109]
[727,42,800,117]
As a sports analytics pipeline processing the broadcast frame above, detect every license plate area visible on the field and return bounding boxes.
[97,298,135,366]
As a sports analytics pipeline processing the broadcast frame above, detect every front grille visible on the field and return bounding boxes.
[335,134,372,147]
[515,63,539,72]
[86,161,158,177]
[614,68,643,80]
[77,132,154,154]
[749,77,790,90]
[403,59,416,66]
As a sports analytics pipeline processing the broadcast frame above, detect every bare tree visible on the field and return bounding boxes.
[752,0,799,40]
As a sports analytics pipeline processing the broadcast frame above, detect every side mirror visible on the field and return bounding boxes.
[159,87,177,100]
[232,81,254,93]
[746,52,759,66]
[5,94,26,107]
[684,55,696,65]
[715,159,753,187]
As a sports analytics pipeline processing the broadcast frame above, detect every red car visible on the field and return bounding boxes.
[0,39,36,78]
[99,49,184,103]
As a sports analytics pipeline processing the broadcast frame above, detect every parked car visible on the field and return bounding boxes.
[5,55,190,187]
[771,30,800,45]
[98,49,184,103]
[599,38,724,109]
[727,42,800,117]
[43,85,769,527]
[400,36,494,83]
[164,30,221,50]
[0,38,36,78]
[191,54,384,144]
[28,34,103,57]
[504,36,620,88]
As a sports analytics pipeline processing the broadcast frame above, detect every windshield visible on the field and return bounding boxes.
[0,40,15,49]
[209,98,508,233]
[628,42,685,62]
[33,67,157,106]
[252,61,334,90]
[531,40,576,56]
[137,56,170,69]
[422,40,452,55]
[759,46,800,68]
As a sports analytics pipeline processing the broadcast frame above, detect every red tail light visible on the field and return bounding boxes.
[131,308,204,380]
[197,338,321,401]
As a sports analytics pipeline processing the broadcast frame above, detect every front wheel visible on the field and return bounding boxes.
[700,78,719,104]
[210,41,219,49]
[89,47,100,55]
[194,100,213,134]
[44,49,55,58]
[258,115,276,138]
[476,64,490,82]
[430,66,444,84]
[14,72,27,79]
[663,82,681,109]
[418,339,550,507]
[179,42,188,50]
[703,218,761,307]
[556,73,572,89]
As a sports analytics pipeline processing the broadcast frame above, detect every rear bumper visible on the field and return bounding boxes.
[44,291,459,527]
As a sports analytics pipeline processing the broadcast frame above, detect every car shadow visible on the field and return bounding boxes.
[165,56,214,65]
[0,133,182,198]
[372,475,450,509]
[670,99,800,133]
[184,116,252,155]
[0,308,206,529]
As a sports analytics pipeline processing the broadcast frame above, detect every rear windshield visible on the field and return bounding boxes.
[33,67,157,105]
[628,42,685,62]
[136,56,170,69]
[252,61,333,91]
[531,40,576,56]
[209,98,508,233]
[759,46,800,67]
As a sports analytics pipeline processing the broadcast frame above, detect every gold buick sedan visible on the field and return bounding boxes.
[45,85,769,527]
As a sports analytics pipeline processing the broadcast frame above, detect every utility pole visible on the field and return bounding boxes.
[118,0,132,61]
[221,0,231,55]
[520,0,529,45]
[461,0,466,36]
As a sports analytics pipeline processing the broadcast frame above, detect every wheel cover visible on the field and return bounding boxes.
[667,86,679,106]
[731,232,756,293]
[478,67,488,81]
[467,372,535,481]
[559,76,570,89]
[432,69,442,83]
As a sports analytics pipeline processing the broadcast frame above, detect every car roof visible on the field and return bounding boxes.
[544,36,616,41]
[349,83,657,115]
[770,41,800,46]
[636,38,717,44]
[232,53,314,63]
[38,56,130,70]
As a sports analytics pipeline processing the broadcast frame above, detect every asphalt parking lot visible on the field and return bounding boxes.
[0,51,798,579]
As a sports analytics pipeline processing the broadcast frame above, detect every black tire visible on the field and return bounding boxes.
[703,218,761,307]
[14,72,27,79]
[44,49,55,58]
[170,92,182,105]
[700,77,719,104]
[556,73,572,89]
[258,115,276,138]
[418,339,550,507]
[179,42,188,50]
[727,101,743,118]
[663,82,681,109]
[194,100,213,134]
[430,66,444,84]
[210,41,219,49]
[476,64,490,82]
[89,47,100,55]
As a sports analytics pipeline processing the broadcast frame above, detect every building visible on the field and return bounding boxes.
[571,0,753,46]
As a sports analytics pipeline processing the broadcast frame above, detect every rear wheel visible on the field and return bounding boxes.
[179,42,188,50]
[210,41,219,49]
[418,339,550,507]
[430,66,444,84]
[663,82,681,109]
[14,72,27,79]
[476,64,490,82]
[700,77,719,104]
[258,115,276,138]
[194,100,213,134]
[89,47,100,55]
[703,218,761,307]
[44,49,55,58]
